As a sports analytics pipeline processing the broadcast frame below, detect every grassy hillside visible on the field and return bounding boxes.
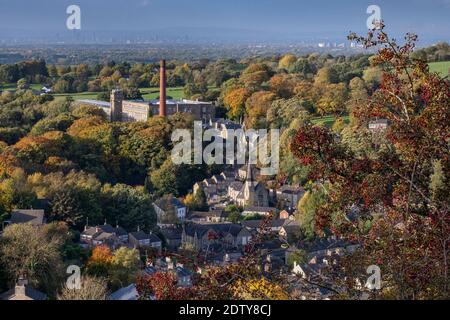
[429,61,450,77]
[311,115,350,128]
[140,87,185,100]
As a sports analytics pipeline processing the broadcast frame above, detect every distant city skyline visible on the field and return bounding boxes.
[0,0,449,44]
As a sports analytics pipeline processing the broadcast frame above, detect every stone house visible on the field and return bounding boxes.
[182,223,252,251]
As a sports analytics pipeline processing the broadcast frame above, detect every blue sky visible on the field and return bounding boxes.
[0,0,449,40]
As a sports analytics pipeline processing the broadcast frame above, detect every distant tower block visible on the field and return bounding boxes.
[110,89,123,122]
[159,60,167,117]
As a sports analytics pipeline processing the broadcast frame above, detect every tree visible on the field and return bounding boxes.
[233,278,289,300]
[86,245,113,277]
[245,91,276,129]
[110,247,140,290]
[58,276,109,300]
[269,74,299,99]
[240,63,272,92]
[28,171,103,230]
[290,24,450,299]
[287,249,307,269]
[17,78,30,90]
[194,186,207,211]
[0,222,68,295]
[279,54,297,70]
[314,67,338,85]
[223,87,250,120]
[316,83,348,115]
[296,187,327,239]
[225,204,242,223]
[362,66,382,90]
[100,184,156,232]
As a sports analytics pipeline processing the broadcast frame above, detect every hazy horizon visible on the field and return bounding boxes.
[0,0,449,44]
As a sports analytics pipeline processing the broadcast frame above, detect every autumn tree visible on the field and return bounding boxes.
[58,276,109,300]
[86,245,113,277]
[223,87,250,120]
[290,24,450,299]
[279,54,297,70]
[0,222,68,295]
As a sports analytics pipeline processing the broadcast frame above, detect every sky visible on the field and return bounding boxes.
[0,0,449,41]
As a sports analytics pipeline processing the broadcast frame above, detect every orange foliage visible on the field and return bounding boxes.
[89,245,113,266]
[224,87,250,120]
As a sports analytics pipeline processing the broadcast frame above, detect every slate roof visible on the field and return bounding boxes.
[155,196,186,210]
[242,219,287,229]
[160,227,182,240]
[298,238,357,253]
[244,207,277,213]
[279,185,305,195]
[189,210,226,219]
[185,223,245,239]
[282,223,302,235]
[99,224,127,236]
[9,210,45,226]
[0,285,47,300]
[129,231,161,242]
[229,182,243,191]
[109,284,138,301]
[174,266,192,278]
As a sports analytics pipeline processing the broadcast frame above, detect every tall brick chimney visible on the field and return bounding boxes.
[159,59,167,117]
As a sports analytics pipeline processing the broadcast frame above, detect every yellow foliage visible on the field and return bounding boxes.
[279,54,297,70]
[224,87,250,119]
[233,278,289,300]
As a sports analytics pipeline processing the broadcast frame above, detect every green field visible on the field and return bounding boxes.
[0,83,187,102]
[140,87,185,100]
[0,83,43,91]
[429,61,450,77]
[52,92,100,101]
[311,115,350,128]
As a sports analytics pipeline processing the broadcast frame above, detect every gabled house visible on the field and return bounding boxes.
[80,223,125,249]
[220,170,236,182]
[237,163,269,208]
[145,258,193,288]
[212,118,242,140]
[279,221,302,243]
[228,181,244,202]
[153,196,187,224]
[276,186,305,210]
[0,277,47,301]
[129,230,162,251]
[182,223,252,251]
[160,226,182,250]
[368,119,390,131]
[292,262,324,282]
[211,174,227,192]
[298,237,360,261]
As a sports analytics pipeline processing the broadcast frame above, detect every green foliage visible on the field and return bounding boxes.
[297,186,327,239]
[429,160,446,201]
[287,249,307,269]
[225,204,243,223]
[100,184,156,232]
